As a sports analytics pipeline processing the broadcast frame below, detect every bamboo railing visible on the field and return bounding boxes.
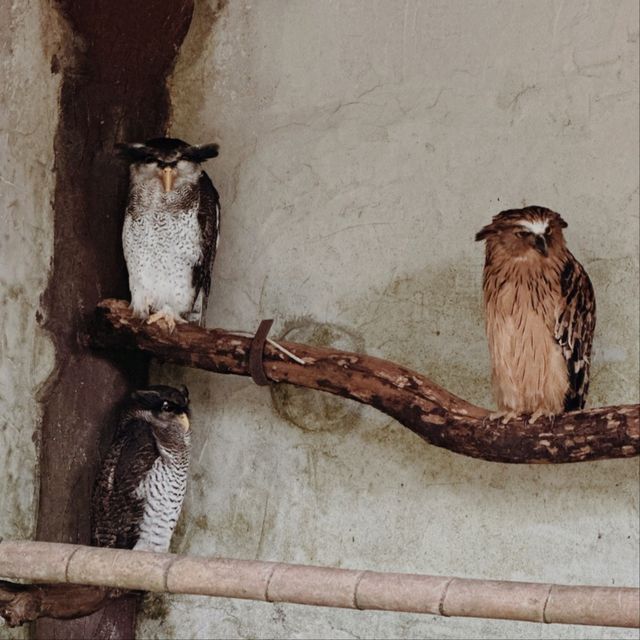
[0,541,638,628]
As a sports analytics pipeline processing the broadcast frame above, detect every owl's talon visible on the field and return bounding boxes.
[130,306,149,322]
[147,310,179,333]
[129,295,153,321]
[529,410,555,425]
[488,410,520,424]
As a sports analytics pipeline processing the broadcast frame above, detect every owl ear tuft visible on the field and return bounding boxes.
[115,143,156,163]
[475,225,493,241]
[131,389,161,405]
[182,143,219,163]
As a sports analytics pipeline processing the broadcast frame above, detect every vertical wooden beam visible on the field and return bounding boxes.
[35,1,194,638]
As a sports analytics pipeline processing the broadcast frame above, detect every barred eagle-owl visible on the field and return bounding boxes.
[117,137,220,331]
[476,206,596,423]
[91,385,191,552]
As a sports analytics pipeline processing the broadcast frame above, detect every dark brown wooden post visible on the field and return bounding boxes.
[35,2,194,638]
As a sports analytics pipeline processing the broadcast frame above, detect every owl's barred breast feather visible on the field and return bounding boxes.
[92,420,160,549]
[133,439,191,552]
[123,183,204,321]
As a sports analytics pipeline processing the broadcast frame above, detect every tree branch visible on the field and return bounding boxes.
[91,299,639,464]
[0,581,123,627]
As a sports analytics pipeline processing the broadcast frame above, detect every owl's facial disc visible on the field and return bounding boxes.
[513,220,553,257]
[131,386,191,433]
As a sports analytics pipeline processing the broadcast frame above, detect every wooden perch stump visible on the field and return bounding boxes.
[91,299,639,464]
[0,582,119,628]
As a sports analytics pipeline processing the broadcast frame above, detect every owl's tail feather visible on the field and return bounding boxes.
[188,290,208,327]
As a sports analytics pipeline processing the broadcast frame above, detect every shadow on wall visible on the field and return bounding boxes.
[271,318,366,433]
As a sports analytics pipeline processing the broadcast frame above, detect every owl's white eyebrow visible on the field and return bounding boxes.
[517,220,548,235]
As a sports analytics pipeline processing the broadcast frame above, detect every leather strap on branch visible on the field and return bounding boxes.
[249,319,274,386]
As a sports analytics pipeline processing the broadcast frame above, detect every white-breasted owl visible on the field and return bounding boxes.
[117,137,220,331]
[92,385,191,552]
[476,206,596,422]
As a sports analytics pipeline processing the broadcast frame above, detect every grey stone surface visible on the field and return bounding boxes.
[0,1,59,637]
[138,0,640,638]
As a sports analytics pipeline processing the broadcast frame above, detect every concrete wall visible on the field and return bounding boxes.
[0,1,59,638]
[141,0,640,638]
[0,0,634,639]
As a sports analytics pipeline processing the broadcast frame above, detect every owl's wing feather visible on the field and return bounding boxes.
[91,436,126,548]
[555,254,596,411]
[91,419,158,549]
[191,171,220,325]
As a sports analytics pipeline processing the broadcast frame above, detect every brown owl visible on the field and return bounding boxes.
[476,206,596,423]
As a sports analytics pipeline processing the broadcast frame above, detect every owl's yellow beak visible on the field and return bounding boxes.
[162,166,176,192]
[177,412,190,432]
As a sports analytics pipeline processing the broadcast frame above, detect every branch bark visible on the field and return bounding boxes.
[0,581,123,628]
[91,299,639,464]
[0,541,638,628]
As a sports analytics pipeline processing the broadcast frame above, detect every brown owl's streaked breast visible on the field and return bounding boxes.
[484,253,568,415]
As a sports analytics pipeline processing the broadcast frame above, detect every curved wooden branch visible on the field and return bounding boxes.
[91,299,639,464]
[0,541,638,628]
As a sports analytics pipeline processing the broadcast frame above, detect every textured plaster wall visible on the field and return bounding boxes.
[0,1,58,638]
[145,1,639,638]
